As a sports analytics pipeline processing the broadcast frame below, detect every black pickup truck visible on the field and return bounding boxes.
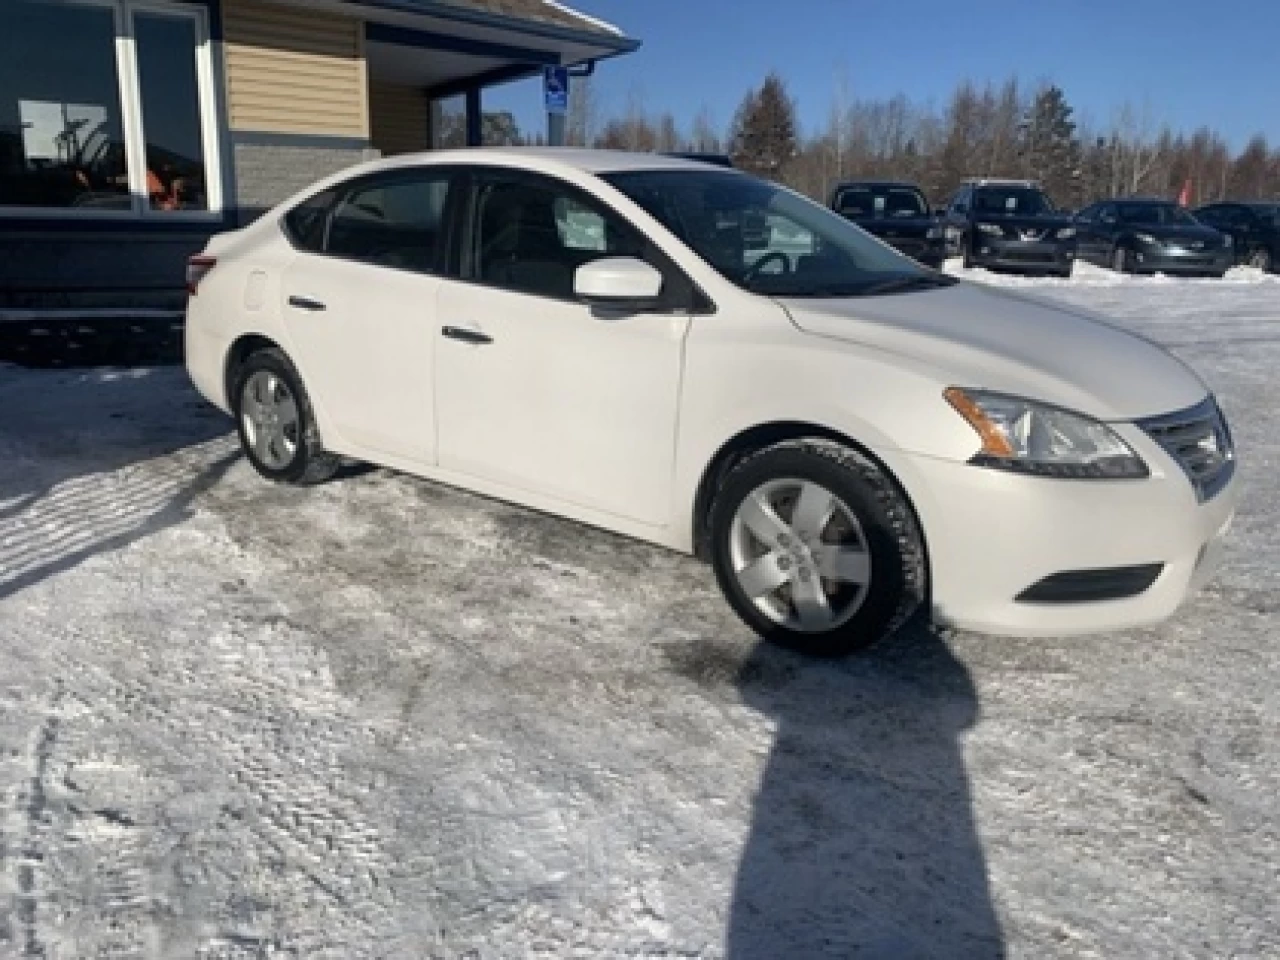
[830,180,945,269]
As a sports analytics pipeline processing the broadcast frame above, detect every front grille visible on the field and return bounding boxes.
[997,248,1057,263]
[1138,397,1235,501]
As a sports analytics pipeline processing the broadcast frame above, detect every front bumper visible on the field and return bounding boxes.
[971,237,1075,272]
[897,427,1239,637]
[882,236,945,267]
[1132,244,1232,274]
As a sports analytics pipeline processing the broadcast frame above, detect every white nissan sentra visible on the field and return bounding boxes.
[185,149,1238,656]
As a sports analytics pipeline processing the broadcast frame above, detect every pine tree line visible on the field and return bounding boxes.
[541,73,1279,207]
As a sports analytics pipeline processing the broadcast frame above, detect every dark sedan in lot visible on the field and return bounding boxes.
[940,179,1076,277]
[1193,201,1280,272]
[830,180,945,268]
[1074,199,1233,277]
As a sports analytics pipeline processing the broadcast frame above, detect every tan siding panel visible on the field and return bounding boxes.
[369,82,429,155]
[222,0,368,138]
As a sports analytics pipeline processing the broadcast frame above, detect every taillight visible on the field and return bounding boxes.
[186,255,217,295]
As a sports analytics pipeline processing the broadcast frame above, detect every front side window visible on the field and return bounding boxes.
[603,169,949,298]
[326,172,453,272]
[0,0,218,216]
[473,176,647,300]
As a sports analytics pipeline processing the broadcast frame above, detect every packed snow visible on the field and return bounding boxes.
[0,265,1277,958]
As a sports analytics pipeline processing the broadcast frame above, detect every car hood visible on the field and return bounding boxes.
[849,216,937,236]
[1130,224,1223,244]
[778,281,1207,421]
[973,214,1075,232]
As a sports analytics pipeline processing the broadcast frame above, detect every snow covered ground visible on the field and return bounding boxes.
[0,264,1277,958]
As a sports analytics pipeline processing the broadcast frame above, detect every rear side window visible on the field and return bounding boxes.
[327,173,453,272]
[284,189,338,252]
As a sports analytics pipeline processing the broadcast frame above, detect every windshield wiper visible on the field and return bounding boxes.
[861,274,957,296]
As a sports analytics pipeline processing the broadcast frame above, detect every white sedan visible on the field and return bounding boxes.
[185,149,1238,656]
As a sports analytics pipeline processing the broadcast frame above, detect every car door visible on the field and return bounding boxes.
[1073,204,1103,262]
[433,168,693,527]
[1095,203,1120,258]
[279,167,460,464]
[943,187,971,256]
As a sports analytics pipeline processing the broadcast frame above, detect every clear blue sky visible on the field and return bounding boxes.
[486,0,1278,151]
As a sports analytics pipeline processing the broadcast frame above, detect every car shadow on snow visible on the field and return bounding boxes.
[0,366,238,600]
[724,619,1004,959]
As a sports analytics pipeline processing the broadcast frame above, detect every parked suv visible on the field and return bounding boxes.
[830,180,945,268]
[941,178,1076,277]
[1074,199,1232,277]
[1193,201,1280,273]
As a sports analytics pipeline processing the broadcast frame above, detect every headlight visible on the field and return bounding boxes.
[926,224,944,240]
[944,388,1149,479]
[1135,232,1158,244]
[977,223,1003,236]
[1056,227,1076,240]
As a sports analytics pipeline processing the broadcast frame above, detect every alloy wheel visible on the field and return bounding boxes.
[240,370,300,470]
[727,478,872,632]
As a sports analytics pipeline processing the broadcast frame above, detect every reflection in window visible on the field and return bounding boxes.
[0,0,129,209]
[431,95,467,149]
[135,12,207,211]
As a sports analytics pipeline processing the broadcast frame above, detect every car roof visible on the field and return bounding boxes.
[339,146,734,178]
[834,180,922,189]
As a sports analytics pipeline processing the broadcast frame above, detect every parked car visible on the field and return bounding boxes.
[1074,199,1233,277]
[940,178,1077,276]
[1192,201,1280,272]
[185,149,1237,656]
[830,180,945,268]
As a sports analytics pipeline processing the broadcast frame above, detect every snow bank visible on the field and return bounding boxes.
[944,258,1280,287]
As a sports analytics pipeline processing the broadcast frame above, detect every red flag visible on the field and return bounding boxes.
[1177,179,1193,207]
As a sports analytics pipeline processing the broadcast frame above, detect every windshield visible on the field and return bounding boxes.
[601,170,951,298]
[972,187,1055,217]
[1251,204,1280,226]
[1117,203,1198,226]
[835,185,929,219]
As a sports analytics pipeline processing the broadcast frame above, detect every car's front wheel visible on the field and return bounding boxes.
[1248,247,1272,272]
[707,440,926,656]
[233,347,340,484]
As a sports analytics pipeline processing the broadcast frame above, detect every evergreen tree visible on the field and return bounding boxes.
[1018,85,1082,205]
[729,73,798,180]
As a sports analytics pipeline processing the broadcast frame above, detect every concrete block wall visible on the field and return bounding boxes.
[231,135,379,224]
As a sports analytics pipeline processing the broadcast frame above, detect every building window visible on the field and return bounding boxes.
[0,0,220,217]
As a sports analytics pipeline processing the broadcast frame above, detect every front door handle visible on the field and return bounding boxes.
[441,325,493,345]
[288,295,327,312]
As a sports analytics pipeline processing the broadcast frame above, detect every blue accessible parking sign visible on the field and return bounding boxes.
[543,66,569,115]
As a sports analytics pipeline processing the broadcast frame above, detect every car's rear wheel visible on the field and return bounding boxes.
[233,348,340,484]
[707,439,926,657]
[1248,247,1272,272]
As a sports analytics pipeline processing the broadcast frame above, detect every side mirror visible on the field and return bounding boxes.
[575,257,664,311]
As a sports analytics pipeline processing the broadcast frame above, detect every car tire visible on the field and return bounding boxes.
[1248,247,1272,272]
[1111,244,1135,274]
[707,439,927,657]
[233,347,341,485]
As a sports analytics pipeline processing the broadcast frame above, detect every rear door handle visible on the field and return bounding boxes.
[288,295,327,312]
[441,325,493,345]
